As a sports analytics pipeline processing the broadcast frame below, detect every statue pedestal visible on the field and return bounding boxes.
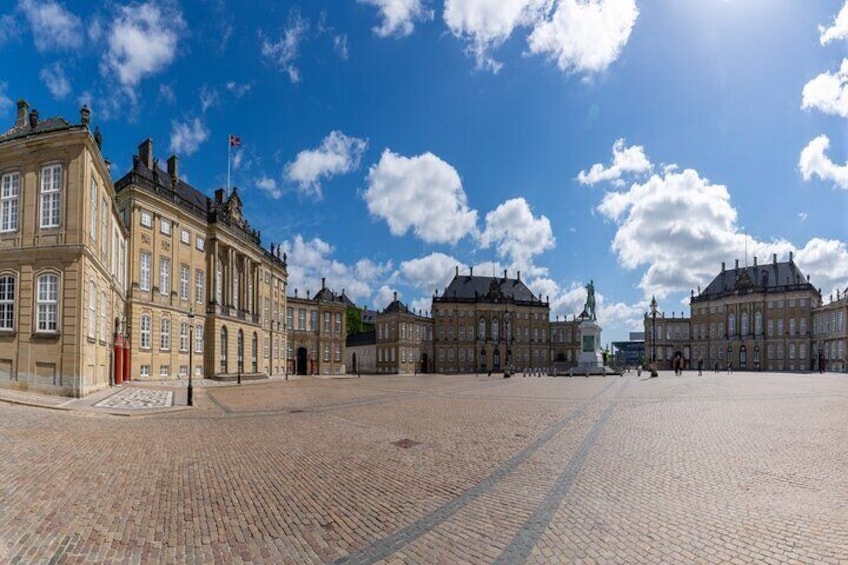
[575,317,616,375]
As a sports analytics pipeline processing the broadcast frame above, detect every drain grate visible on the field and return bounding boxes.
[392,438,421,449]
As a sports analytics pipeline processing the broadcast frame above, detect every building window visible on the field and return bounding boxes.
[728,313,735,337]
[179,265,189,300]
[101,197,108,257]
[298,309,305,330]
[140,209,152,228]
[323,312,330,333]
[196,236,205,251]
[237,330,244,372]
[140,314,151,349]
[323,344,330,361]
[220,326,228,373]
[335,312,342,334]
[139,364,150,377]
[264,337,269,359]
[160,218,171,236]
[160,317,170,350]
[36,273,58,332]
[1,172,20,233]
[0,274,15,330]
[492,318,500,342]
[799,343,807,360]
[159,365,170,378]
[740,312,748,336]
[252,332,258,373]
[181,229,190,244]
[88,280,96,339]
[335,343,341,362]
[159,258,170,295]
[180,322,189,352]
[479,318,486,341]
[195,270,204,304]
[195,324,203,353]
[140,252,151,291]
[100,289,107,342]
[89,178,98,240]
[40,164,62,228]
[286,307,293,329]
[754,312,762,336]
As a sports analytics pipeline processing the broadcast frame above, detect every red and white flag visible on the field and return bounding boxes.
[229,134,241,147]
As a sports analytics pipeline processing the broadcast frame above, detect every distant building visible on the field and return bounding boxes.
[285,279,347,376]
[813,289,847,372]
[375,293,433,374]
[345,330,376,374]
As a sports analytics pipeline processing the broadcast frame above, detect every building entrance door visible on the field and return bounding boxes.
[296,347,308,375]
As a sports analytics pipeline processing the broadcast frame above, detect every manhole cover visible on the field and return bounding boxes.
[290,409,304,413]
[392,438,421,449]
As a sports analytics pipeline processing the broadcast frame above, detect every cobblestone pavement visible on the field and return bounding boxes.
[94,388,174,409]
[1,372,846,564]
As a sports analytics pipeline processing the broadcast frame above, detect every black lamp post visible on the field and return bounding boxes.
[187,308,195,406]
[650,296,659,378]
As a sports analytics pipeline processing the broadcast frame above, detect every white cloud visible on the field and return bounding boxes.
[480,197,554,272]
[819,1,848,45]
[801,59,848,118]
[0,14,20,46]
[158,84,176,104]
[799,134,848,189]
[0,82,13,117]
[199,85,219,112]
[40,62,71,99]
[18,0,82,51]
[794,238,848,298]
[399,252,465,292]
[284,130,368,199]
[577,138,652,185]
[528,0,638,75]
[333,34,349,59]
[364,149,479,244]
[443,0,550,72]
[798,212,808,222]
[103,2,184,89]
[359,0,433,38]
[255,176,282,199]
[261,9,308,84]
[225,81,252,98]
[374,285,399,310]
[280,235,392,304]
[169,118,209,156]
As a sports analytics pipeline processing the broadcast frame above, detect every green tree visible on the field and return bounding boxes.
[346,306,363,336]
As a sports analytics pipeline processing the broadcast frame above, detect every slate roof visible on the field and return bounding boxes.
[0,116,73,144]
[346,331,376,348]
[313,287,348,304]
[693,259,817,302]
[116,157,209,218]
[437,274,541,304]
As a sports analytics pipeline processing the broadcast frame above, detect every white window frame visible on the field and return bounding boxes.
[160,317,170,351]
[194,324,203,353]
[160,218,171,236]
[180,322,189,352]
[139,364,150,377]
[196,236,205,251]
[140,209,152,228]
[40,164,62,228]
[195,269,204,304]
[1,172,20,233]
[140,252,151,291]
[140,314,151,349]
[180,229,190,244]
[159,258,170,295]
[89,178,98,240]
[179,264,189,300]
[36,273,58,332]
[88,280,96,339]
[0,274,15,331]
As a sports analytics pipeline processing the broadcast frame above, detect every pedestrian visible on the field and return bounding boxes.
[698,359,703,376]
[727,361,732,374]
[714,362,719,374]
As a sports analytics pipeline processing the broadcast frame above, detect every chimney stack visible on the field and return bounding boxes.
[470,266,473,277]
[735,259,739,270]
[15,100,29,128]
[753,256,757,267]
[139,139,154,170]
[29,108,38,129]
[167,155,179,184]
[517,270,521,281]
[721,262,725,272]
[321,277,326,290]
[80,105,90,127]
[773,253,777,265]
[503,269,507,280]
[789,251,794,262]
[393,291,397,302]
[455,265,459,277]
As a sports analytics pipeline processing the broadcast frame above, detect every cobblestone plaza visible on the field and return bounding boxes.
[1,372,846,564]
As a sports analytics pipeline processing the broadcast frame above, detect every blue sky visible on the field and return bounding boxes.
[2,0,847,344]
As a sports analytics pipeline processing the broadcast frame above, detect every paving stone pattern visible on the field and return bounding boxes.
[0,372,846,564]
[94,388,174,409]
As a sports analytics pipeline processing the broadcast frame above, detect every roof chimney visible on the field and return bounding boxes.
[721,262,725,272]
[321,277,325,290]
[735,259,739,270]
[139,139,154,170]
[29,108,39,129]
[753,256,757,267]
[393,291,397,302]
[517,270,521,281]
[503,269,508,280]
[167,155,179,184]
[773,253,777,265]
[294,288,298,298]
[15,100,29,128]
[455,265,459,277]
[469,266,473,277]
[306,290,310,299]
[789,251,793,262]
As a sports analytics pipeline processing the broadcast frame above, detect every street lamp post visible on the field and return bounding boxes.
[650,296,658,378]
[187,308,195,406]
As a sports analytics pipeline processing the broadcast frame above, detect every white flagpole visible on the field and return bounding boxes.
[226,135,231,198]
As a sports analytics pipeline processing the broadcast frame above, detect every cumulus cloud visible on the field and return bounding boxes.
[801,59,848,117]
[400,252,465,292]
[528,0,638,75]
[794,238,848,298]
[374,285,400,310]
[0,82,13,117]
[479,197,555,272]
[102,2,184,89]
[333,34,349,59]
[819,1,848,45]
[359,0,433,38]
[443,0,549,72]
[280,235,392,304]
[199,85,219,112]
[169,118,209,156]
[261,8,308,83]
[284,131,368,199]
[799,134,848,189]
[40,62,71,99]
[0,14,20,46]
[18,0,82,51]
[255,176,282,199]
[364,149,479,244]
[528,276,645,332]
[225,81,252,98]
[577,138,651,186]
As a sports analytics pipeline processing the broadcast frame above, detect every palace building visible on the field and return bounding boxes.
[0,100,127,396]
[284,280,348,376]
[374,293,433,374]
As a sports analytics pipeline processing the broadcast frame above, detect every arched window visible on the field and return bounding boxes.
[237,329,244,373]
[492,318,499,342]
[754,311,763,336]
[252,332,258,373]
[140,314,151,349]
[728,313,735,337]
[478,318,486,341]
[505,315,511,341]
[36,273,58,332]
[0,274,15,331]
[727,345,733,363]
[741,312,749,336]
[160,316,170,350]
[220,326,228,373]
